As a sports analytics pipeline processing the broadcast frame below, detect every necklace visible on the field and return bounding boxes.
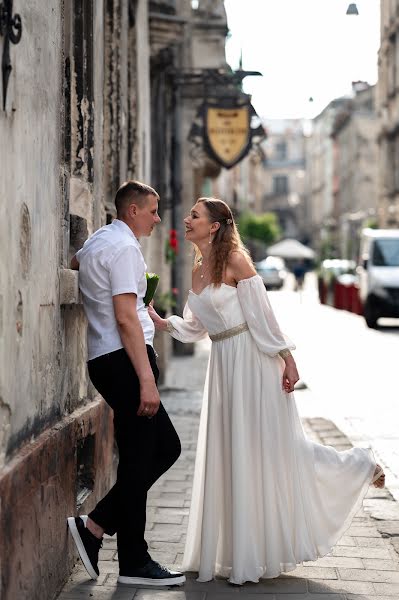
[199,257,210,280]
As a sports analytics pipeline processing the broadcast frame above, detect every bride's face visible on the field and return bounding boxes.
[184,202,213,243]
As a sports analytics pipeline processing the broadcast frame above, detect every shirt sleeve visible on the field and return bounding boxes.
[167,302,208,343]
[108,245,144,297]
[237,274,295,357]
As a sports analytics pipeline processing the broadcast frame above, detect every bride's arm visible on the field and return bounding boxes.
[148,301,208,343]
[229,252,299,392]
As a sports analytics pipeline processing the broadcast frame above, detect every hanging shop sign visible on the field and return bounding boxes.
[189,97,266,169]
[205,105,250,169]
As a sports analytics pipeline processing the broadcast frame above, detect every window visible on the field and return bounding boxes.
[273,175,289,195]
[275,141,287,161]
[373,239,399,266]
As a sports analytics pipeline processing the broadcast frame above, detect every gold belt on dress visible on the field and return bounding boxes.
[209,322,249,342]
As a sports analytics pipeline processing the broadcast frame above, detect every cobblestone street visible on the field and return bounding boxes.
[57,339,399,599]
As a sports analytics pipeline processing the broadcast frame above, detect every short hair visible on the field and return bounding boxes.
[115,180,159,217]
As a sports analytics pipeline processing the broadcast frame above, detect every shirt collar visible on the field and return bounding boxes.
[112,219,141,247]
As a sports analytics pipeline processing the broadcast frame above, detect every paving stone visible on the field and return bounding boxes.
[97,561,120,573]
[346,527,381,538]
[204,594,265,599]
[362,558,399,571]
[308,579,374,594]
[238,576,308,594]
[289,566,338,580]
[146,530,183,542]
[372,581,399,595]
[275,595,345,600]
[150,513,185,525]
[332,546,391,559]
[336,536,356,546]
[305,556,364,568]
[100,549,117,560]
[182,575,241,593]
[61,567,108,590]
[134,592,205,600]
[57,587,136,599]
[149,541,185,553]
[150,523,185,534]
[338,567,399,583]
[346,596,396,600]
[353,537,390,548]
[147,497,186,508]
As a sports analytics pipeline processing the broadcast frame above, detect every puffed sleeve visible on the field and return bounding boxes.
[237,275,295,357]
[166,302,208,343]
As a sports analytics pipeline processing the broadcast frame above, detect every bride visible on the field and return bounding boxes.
[148,197,385,585]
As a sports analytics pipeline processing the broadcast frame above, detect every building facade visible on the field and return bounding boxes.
[306,98,348,258]
[377,0,399,228]
[331,83,379,260]
[261,119,308,242]
[0,1,227,598]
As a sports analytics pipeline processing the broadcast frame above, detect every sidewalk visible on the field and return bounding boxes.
[57,339,399,599]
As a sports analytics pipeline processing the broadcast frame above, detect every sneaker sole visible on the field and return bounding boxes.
[118,574,186,586]
[67,517,98,580]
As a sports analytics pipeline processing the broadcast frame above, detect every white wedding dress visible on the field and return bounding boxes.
[167,275,375,585]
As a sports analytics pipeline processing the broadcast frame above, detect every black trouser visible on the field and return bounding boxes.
[87,346,181,573]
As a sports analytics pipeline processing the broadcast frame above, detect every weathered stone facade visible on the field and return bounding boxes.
[377,0,399,228]
[0,1,229,598]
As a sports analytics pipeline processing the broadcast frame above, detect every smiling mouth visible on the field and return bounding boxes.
[185,228,193,233]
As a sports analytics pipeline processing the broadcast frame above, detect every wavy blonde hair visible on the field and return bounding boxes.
[193,197,251,285]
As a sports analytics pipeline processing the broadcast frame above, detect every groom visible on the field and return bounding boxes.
[68,180,185,586]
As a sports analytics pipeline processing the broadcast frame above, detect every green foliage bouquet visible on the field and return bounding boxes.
[143,272,160,306]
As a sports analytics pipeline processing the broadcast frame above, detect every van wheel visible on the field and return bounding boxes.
[364,303,378,328]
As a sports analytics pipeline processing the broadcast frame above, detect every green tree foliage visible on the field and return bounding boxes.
[238,211,281,246]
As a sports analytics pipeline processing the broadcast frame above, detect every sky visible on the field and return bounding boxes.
[223,0,381,120]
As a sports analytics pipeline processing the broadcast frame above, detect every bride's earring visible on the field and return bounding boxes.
[209,230,213,244]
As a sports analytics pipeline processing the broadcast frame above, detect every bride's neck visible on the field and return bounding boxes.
[196,242,212,262]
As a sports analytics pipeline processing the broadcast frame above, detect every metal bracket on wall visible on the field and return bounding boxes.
[0,0,22,111]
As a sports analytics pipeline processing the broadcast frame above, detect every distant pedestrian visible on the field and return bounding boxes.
[67,180,185,587]
[149,196,385,585]
[292,260,306,290]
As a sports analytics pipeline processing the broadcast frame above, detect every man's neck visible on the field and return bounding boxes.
[117,217,140,240]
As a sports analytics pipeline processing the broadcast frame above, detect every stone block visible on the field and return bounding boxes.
[59,268,80,305]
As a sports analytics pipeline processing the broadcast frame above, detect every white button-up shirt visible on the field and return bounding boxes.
[76,219,155,360]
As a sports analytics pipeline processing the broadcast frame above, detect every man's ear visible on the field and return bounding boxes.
[128,203,138,218]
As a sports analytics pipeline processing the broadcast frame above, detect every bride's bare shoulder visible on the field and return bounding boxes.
[227,250,257,281]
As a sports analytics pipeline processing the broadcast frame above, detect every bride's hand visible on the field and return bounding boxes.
[282,357,299,393]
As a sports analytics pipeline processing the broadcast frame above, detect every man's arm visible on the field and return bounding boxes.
[113,293,160,417]
[70,255,80,270]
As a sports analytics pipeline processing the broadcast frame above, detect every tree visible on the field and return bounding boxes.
[238,211,281,246]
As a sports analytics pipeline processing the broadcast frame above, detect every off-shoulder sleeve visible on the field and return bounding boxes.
[237,274,295,357]
[166,302,208,343]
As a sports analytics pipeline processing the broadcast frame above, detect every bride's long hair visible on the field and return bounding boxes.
[193,197,252,285]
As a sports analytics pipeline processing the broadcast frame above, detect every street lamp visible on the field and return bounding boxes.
[346,3,359,16]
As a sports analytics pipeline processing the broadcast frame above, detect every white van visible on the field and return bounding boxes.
[358,228,399,328]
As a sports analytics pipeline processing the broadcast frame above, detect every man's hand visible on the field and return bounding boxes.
[282,356,299,393]
[113,293,160,416]
[70,255,80,270]
[137,379,160,417]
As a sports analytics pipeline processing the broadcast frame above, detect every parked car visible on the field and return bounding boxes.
[255,257,287,290]
[358,228,399,328]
